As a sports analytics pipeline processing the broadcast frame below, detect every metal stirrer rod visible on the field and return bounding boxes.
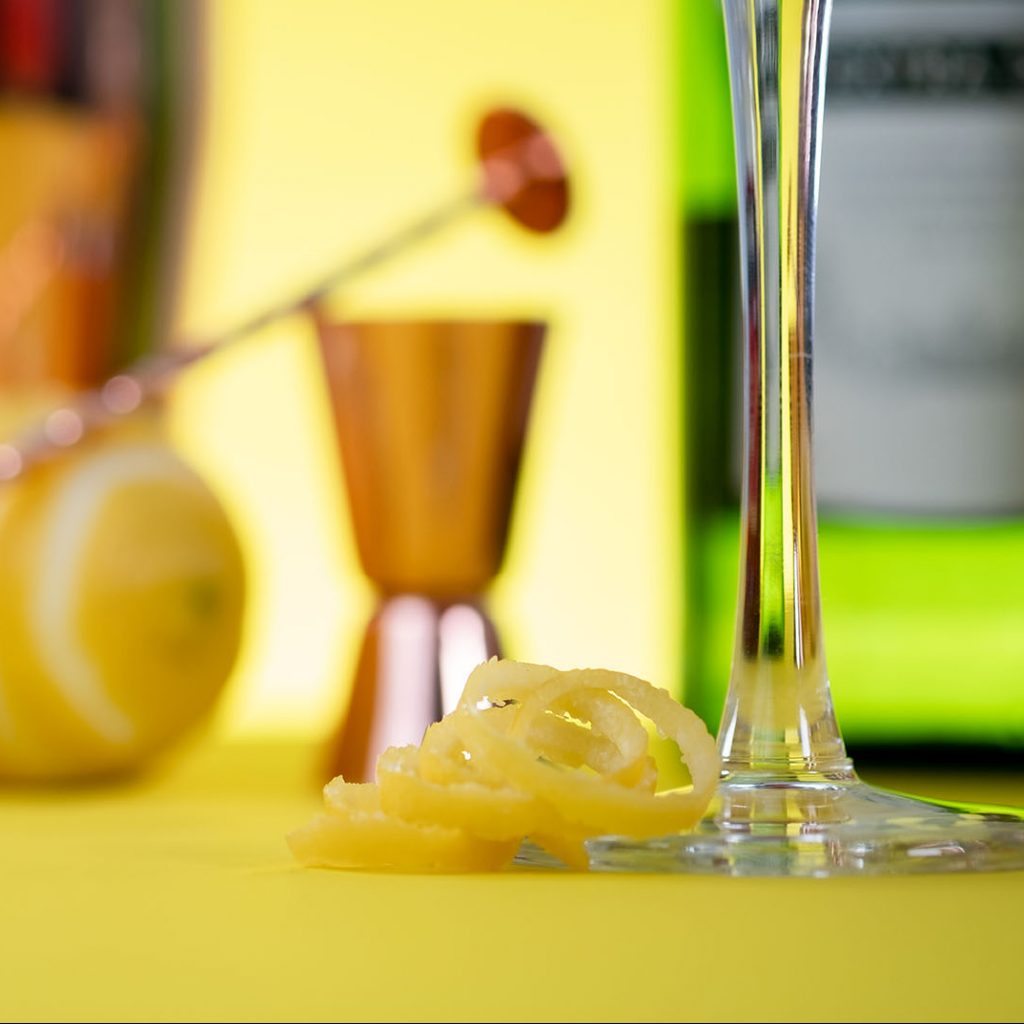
[0,108,569,482]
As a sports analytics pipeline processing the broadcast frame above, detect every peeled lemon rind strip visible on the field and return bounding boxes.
[461,663,658,784]
[418,708,517,787]
[417,717,471,785]
[519,707,620,772]
[296,780,518,873]
[375,745,552,841]
[518,687,651,778]
[322,778,386,814]
[608,754,659,793]
[454,675,719,839]
[518,669,720,802]
[431,688,655,795]
[530,829,593,872]
[456,708,711,838]
[456,712,712,839]
[287,811,518,874]
[456,658,560,712]
[566,688,650,769]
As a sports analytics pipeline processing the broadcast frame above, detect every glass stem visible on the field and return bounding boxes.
[717,0,850,777]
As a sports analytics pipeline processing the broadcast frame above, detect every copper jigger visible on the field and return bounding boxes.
[313,316,544,782]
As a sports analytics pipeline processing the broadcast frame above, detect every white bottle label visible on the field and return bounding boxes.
[814,1,1024,514]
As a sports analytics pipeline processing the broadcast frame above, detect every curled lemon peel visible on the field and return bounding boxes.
[376,744,553,841]
[515,687,650,775]
[288,659,720,872]
[289,788,516,873]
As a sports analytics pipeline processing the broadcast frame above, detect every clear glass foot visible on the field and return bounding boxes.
[515,776,1024,876]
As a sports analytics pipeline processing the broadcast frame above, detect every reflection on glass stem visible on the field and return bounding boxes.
[717,0,849,777]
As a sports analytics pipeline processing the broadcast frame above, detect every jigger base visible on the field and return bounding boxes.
[323,595,499,784]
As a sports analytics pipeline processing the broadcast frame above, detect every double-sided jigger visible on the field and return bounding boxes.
[315,316,546,783]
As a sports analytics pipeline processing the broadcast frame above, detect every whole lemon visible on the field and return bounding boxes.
[0,411,246,779]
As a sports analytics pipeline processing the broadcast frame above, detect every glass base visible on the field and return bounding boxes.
[516,776,1024,876]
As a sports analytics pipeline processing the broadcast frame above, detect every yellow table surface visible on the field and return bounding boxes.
[2,741,1023,1023]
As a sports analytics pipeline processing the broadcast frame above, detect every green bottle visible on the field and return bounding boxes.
[681,0,1024,760]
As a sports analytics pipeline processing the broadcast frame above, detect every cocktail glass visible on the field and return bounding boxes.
[586,0,1024,874]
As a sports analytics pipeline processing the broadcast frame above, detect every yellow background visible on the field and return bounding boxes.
[171,0,681,738]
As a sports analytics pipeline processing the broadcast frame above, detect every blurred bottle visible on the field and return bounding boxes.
[682,0,1024,759]
[0,0,201,401]
[0,3,246,783]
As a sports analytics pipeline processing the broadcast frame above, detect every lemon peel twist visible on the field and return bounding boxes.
[288,659,720,872]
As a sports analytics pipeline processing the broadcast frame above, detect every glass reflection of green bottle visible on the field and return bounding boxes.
[679,0,740,735]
